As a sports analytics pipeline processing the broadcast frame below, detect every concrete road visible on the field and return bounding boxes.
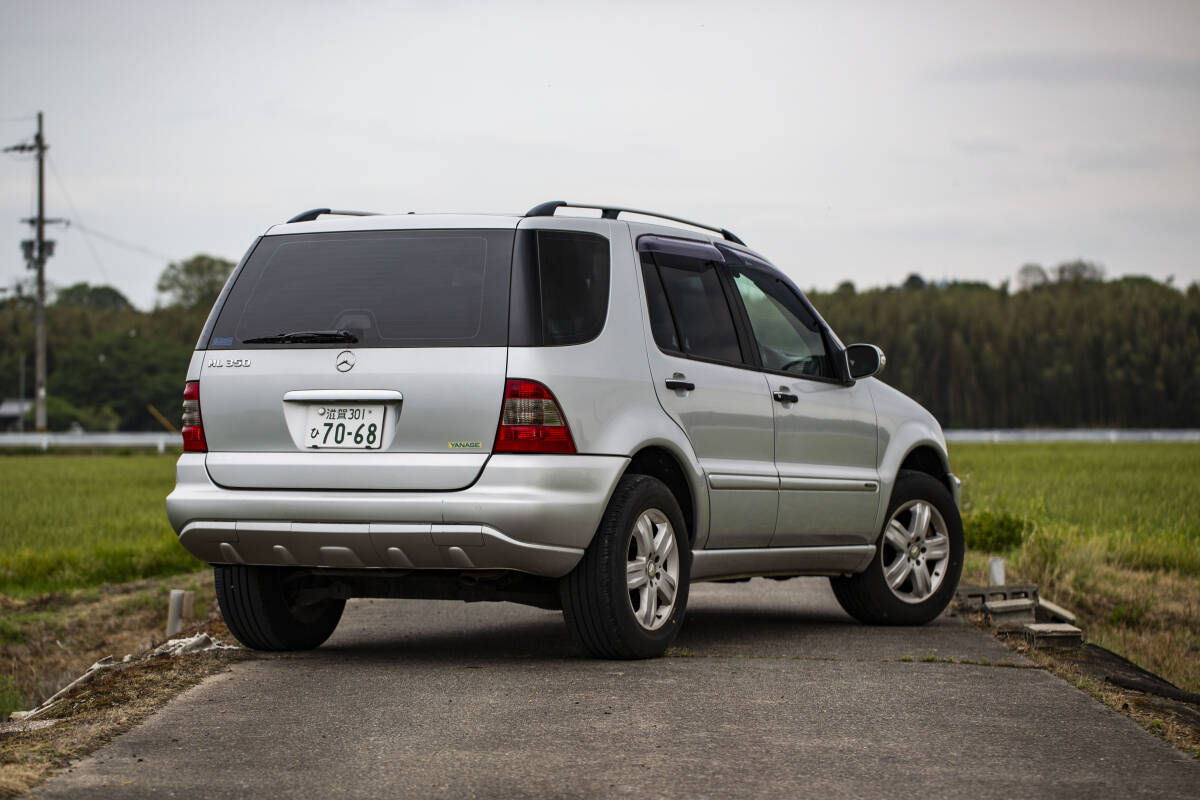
[33,579,1197,799]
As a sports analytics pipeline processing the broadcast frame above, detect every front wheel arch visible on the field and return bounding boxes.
[830,470,964,625]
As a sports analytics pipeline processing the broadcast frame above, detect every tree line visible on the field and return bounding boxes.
[0,256,1196,431]
[810,265,1200,428]
[0,256,231,431]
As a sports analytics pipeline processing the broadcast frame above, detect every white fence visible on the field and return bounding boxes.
[1,429,1198,451]
[0,432,179,452]
[944,429,1200,443]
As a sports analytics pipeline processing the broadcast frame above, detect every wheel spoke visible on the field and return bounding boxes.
[907,503,931,541]
[627,558,648,590]
[911,562,932,597]
[924,534,949,561]
[640,583,658,626]
[883,520,909,551]
[634,514,655,557]
[885,557,912,590]
[653,524,675,561]
[657,571,677,605]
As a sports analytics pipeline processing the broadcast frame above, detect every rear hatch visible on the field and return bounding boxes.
[199,227,514,491]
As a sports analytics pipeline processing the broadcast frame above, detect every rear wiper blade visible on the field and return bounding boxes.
[242,329,359,344]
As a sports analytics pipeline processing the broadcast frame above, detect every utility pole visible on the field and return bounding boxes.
[5,112,65,432]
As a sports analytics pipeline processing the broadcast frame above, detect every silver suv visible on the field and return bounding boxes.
[166,201,964,659]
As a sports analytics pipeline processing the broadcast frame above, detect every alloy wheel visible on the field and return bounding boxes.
[880,500,951,604]
[625,508,680,630]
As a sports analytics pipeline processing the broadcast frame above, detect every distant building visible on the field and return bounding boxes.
[0,399,32,432]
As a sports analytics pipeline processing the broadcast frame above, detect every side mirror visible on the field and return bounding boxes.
[845,344,886,380]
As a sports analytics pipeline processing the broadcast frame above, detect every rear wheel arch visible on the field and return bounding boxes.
[624,446,696,544]
[560,473,691,657]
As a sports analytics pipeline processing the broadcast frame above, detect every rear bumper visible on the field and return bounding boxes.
[165,453,629,578]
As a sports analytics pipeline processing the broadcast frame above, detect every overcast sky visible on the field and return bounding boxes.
[1,0,1197,310]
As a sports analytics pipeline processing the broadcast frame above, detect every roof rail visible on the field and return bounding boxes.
[523,201,746,246]
[286,208,379,224]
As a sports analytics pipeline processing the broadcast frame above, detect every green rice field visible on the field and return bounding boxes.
[952,442,1199,575]
[0,453,199,597]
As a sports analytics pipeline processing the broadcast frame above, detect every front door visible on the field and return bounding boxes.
[725,257,881,547]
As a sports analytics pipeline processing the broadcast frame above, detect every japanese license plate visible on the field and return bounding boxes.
[305,404,386,449]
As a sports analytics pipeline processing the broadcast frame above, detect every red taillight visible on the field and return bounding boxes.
[493,379,576,454]
[181,380,207,453]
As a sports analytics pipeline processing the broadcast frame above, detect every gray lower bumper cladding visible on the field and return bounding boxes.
[179,520,584,578]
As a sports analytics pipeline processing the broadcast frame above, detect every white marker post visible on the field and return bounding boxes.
[166,589,185,638]
[988,557,1006,587]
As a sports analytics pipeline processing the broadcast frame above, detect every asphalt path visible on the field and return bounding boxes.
[33,579,1197,799]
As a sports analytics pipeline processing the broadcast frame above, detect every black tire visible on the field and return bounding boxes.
[214,565,345,650]
[830,470,964,625]
[561,475,691,659]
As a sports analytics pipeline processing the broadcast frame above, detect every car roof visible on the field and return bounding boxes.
[263,210,768,262]
[264,213,524,236]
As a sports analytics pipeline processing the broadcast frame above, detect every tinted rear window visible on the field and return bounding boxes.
[206,230,513,348]
[509,230,610,346]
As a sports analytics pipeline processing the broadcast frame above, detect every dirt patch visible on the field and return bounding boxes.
[0,637,250,797]
[1,570,218,717]
[960,558,1200,695]
[0,570,255,797]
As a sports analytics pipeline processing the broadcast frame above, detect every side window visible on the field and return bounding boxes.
[641,252,744,365]
[731,267,833,379]
[535,231,610,345]
[641,261,680,352]
[509,230,610,347]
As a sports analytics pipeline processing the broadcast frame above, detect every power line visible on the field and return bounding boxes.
[45,155,177,264]
[0,114,37,124]
[71,223,176,262]
[47,155,110,282]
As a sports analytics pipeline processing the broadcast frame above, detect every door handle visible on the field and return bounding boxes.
[773,391,798,404]
[665,379,695,392]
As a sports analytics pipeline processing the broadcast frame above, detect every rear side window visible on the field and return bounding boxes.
[641,251,745,365]
[509,230,610,346]
[641,261,679,352]
[206,230,513,348]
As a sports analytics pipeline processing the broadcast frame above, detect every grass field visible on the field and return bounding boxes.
[0,453,200,597]
[952,442,1200,693]
[1,445,1196,693]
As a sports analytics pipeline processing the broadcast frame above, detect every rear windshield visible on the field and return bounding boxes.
[205,230,513,348]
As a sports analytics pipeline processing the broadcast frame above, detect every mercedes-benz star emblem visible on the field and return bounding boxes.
[335,350,356,373]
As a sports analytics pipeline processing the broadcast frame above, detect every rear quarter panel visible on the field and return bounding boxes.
[509,217,712,547]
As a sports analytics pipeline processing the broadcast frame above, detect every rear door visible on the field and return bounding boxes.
[198,228,514,491]
[638,237,778,549]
